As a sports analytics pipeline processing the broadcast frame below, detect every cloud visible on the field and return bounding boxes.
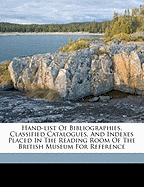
[0,0,143,24]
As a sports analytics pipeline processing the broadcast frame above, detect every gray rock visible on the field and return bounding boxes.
[55,69,71,99]
[0,116,4,123]
[99,96,111,102]
[113,50,144,94]
[141,58,144,64]
[120,41,126,44]
[9,48,114,100]
[18,114,63,123]
[112,39,121,45]
[89,97,99,102]
[122,115,127,118]
[8,43,144,100]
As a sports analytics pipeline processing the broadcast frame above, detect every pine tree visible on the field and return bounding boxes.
[110,21,121,37]
[105,27,110,37]
[132,7,139,18]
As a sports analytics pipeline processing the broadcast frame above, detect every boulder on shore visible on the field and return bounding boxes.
[8,43,144,100]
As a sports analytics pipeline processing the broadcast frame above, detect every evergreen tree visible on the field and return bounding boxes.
[132,7,139,18]
[105,27,110,37]
[110,21,121,37]
[104,4,144,38]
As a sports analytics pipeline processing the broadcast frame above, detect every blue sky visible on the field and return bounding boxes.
[0,0,143,24]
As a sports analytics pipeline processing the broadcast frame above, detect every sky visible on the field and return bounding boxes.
[0,0,143,24]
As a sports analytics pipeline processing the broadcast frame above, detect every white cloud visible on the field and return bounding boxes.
[0,0,143,24]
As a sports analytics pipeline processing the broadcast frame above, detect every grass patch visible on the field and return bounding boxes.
[26,86,61,101]
[59,37,90,52]
[104,33,144,44]
[0,61,12,87]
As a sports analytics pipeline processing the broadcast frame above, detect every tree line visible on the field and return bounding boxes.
[0,21,109,33]
[0,4,143,34]
[105,4,144,38]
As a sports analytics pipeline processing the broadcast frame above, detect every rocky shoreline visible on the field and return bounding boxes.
[8,42,144,100]
[0,90,144,123]
[0,32,104,36]
[1,41,144,123]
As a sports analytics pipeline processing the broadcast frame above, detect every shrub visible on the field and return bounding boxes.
[59,37,90,52]
[0,61,12,86]
[111,33,132,42]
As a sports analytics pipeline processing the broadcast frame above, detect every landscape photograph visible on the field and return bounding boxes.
[0,0,144,123]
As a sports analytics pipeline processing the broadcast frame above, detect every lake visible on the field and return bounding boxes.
[0,35,101,62]
[0,34,101,62]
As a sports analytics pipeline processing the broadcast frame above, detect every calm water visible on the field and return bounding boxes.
[0,34,101,62]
